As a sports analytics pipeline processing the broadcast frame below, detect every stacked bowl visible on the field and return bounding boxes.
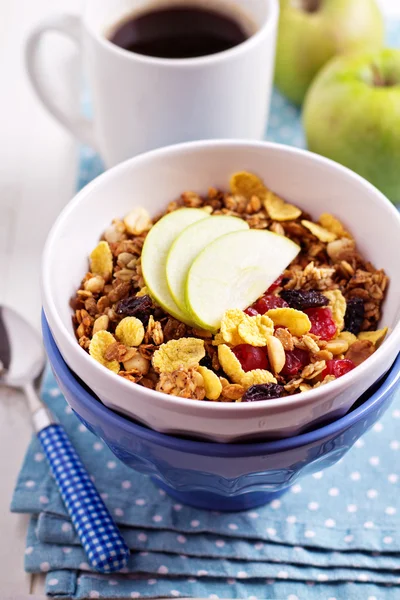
[42,141,400,510]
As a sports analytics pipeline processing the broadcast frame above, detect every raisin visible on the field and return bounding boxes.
[200,355,214,370]
[344,297,365,335]
[280,289,329,311]
[115,294,153,325]
[243,383,285,402]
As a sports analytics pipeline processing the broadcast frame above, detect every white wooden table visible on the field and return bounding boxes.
[0,0,398,595]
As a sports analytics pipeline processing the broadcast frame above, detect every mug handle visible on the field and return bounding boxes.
[25,14,98,150]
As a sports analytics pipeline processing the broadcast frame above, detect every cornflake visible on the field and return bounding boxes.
[264,191,302,222]
[89,331,120,373]
[220,309,247,345]
[301,220,337,243]
[115,317,145,347]
[152,338,205,373]
[241,369,277,389]
[197,366,222,401]
[358,327,388,348]
[323,290,347,333]
[90,241,113,280]
[266,308,311,336]
[217,344,245,384]
[238,314,274,347]
[230,171,267,200]
[319,213,351,239]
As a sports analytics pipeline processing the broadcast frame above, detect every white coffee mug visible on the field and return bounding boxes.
[26,0,279,167]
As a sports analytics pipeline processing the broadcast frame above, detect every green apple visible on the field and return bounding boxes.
[166,215,249,313]
[186,229,300,331]
[141,208,208,324]
[275,0,384,105]
[303,49,400,203]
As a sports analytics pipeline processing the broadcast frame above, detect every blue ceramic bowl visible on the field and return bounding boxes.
[43,314,400,511]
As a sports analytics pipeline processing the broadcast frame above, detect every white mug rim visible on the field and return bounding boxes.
[82,0,279,68]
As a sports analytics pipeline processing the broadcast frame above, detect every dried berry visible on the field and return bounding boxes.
[243,383,285,402]
[116,294,153,325]
[247,294,288,315]
[322,359,356,379]
[304,307,337,341]
[232,344,269,372]
[344,297,365,335]
[281,348,310,377]
[200,355,214,370]
[280,289,329,311]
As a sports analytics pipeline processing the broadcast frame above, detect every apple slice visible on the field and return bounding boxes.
[142,208,209,324]
[186,229,300,331]
[166,216,249,313]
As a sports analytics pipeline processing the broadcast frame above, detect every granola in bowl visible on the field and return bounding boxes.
[71,172,389,404]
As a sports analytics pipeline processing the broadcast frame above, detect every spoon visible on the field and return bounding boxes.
[0,306,130,573]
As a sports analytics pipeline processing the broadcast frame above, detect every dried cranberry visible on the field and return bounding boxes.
[246,294,288,315]
[281,348,310,377]
[305,307,337,340]
[115,294,153,325]
[266,275,284,293]
[344,297,365,335]
[323,359,356,379]
[280,289,329,311]
[244,306,259,317]
[243,383,285,402]
[232,344,269,372]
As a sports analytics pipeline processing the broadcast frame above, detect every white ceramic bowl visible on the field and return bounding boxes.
[42,140,400,442]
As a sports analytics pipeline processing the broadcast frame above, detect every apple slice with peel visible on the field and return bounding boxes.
[142,208,209,324]
[186,229,300,331]
[166,216,249,313]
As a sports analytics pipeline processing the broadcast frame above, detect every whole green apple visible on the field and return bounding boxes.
[303,49,400,203]
[275,0,384,106]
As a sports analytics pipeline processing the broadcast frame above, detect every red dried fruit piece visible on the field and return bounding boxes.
[304,307,337,341]
[244,306,259,317]
[232,344,269,373]
[322,359,356,379]
[266,275,284,293]
[246,294,288,316]
[281,348,310,377]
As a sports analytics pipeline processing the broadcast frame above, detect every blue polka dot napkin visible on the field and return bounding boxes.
[11,19,400,600]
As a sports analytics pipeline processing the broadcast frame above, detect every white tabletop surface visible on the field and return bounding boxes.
[0,0,398,596]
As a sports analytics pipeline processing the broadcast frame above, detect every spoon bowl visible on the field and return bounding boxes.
[0,306,45,387]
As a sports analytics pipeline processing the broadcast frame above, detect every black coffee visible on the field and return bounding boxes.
[108,5,250,59]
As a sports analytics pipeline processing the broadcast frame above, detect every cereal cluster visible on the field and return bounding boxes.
[71,173,389,403]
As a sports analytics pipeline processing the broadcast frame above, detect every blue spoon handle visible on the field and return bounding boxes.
[38,423,130,573]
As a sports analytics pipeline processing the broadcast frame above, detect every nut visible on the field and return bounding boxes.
[92,315,110,335]
[266,335,285,374]
[221,383,245,401]
[123,353,150,374]
[197,366,222,401]
[325,339,349,356]
[123,207,152,235]
[84,275,105,294]
[301,220,337,243]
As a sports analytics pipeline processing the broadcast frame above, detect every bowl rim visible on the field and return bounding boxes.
[42,139,400,415]
[43,312,400,456]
